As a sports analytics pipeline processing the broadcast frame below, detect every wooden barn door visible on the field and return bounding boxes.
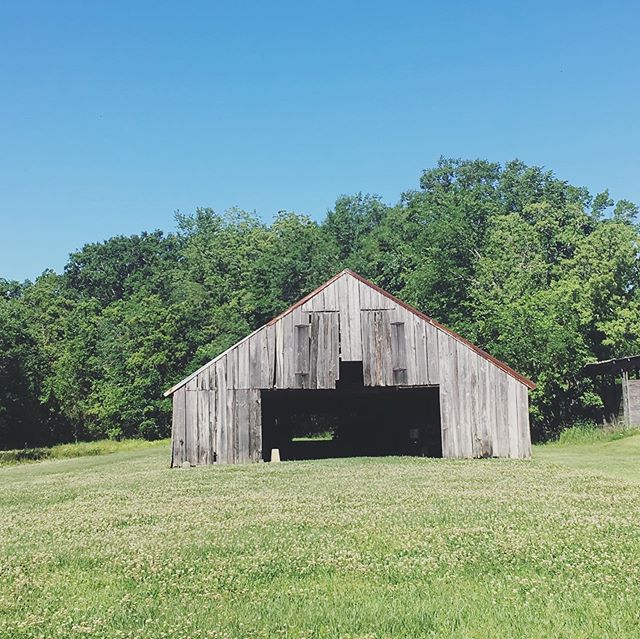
[360,310,408,386]
[294,311,340,389]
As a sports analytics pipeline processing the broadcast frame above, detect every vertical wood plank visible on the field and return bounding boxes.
[226,354,238,462]
[494,369,510,457]
[391,319,408,385]
[294,320,311,389]
[197,391,210,465]
[468,350,481,457]
[275,315,285,388]
[311,288,324,311]
[248,389,262,462]
[347,273,362,361]
[413,316,428,385]
[171,387,186,467]
[226,388,237,464]
[447,335,461,457]
[215,357,228,463]
[237,389,250,463]
[197,368,209,391]
[478,359,492,457]
[315,312,339,388]
[237,339,250,390]
[285,312,296,387]
[517,384,532,458]
[265,324,276,388]
[360,309,372,385]
[361,310,393,386]
[337,275,351,360]
[426,324,440,385]
[209,383,217,463]
[208,362,216,393]
[404,310,417,386]
[309,312,320,388]
[330,311,339,385]
[324,280,339,310]
[185,387,198,465]
[507,376,520,458]
[455,341,473,458]
[294,323,310,374]
[381,310,394,386]
[249,329,262,389]
[358,280,370,309]
[487,362,498,457]
[437,333,454,457]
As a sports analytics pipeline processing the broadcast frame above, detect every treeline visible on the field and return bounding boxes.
[1,158,639,448]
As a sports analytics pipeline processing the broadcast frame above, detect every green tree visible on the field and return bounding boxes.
[0,286,47,448]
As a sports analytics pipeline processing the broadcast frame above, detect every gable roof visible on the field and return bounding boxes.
[164,269,535,396]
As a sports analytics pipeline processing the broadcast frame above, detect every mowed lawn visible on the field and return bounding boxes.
[2,438,640,639]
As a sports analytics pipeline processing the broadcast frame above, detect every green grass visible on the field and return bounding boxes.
[535,429,640,483]
[291,431,333,441]
[2,437,640,638]
[0,438,169,465]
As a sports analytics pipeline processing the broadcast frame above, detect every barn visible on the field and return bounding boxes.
[165,270,534,466]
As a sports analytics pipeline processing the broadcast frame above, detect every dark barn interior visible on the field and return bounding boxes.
[261,362,442,461]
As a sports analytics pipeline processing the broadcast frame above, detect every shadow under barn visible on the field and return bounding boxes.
[261,364,442,461]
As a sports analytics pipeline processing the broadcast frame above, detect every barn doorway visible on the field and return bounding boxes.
[260,381,442,462]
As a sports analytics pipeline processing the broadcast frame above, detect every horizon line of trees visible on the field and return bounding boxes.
[1,157,639,449]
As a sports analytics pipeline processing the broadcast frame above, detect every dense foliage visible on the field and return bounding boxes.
[1,158,638,447]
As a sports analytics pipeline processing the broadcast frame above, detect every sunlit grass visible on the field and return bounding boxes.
[1,437,639,638]
[543,421,640,446]
[535,429,640,483]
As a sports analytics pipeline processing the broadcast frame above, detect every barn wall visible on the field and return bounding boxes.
[621,377,640,426]
[169,272,531,466]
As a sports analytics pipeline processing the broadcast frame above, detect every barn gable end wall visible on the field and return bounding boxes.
[167,271,532,466]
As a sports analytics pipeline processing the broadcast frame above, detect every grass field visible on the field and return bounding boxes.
[2,436,640,638]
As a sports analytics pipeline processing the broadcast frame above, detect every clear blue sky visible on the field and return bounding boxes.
[1,1,639,281]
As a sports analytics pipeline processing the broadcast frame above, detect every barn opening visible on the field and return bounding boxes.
[261,365,442,461]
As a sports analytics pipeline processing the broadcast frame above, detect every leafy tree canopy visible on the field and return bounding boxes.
[2,158,638,447]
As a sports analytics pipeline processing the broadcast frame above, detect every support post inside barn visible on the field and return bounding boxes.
[164,270,535,465]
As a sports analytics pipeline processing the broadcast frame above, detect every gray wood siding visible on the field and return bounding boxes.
[169,271,532,465]
[621,377,640,426]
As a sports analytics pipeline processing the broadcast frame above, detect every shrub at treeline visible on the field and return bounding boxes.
[1,158,639,449]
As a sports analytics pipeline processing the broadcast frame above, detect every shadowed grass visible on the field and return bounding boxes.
[0,438,169,466]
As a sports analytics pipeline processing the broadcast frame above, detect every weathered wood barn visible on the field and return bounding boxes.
[165,270,534,466]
